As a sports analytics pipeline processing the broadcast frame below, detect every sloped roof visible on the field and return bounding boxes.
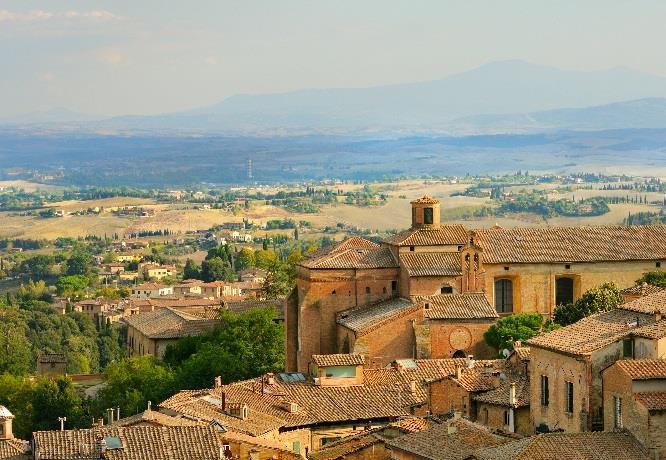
[511,346,531,362]
[621,283,664,297]
[112,409,204,428]
[0,439,30,460]
[224,299,284,320]
[384,225,469,247]
[312,354,365,367]
[300,237,398,270]
[474,377,530,408]
[415,293,499,320]
[474,225,666,264]
[385,417,508,460]
[620,289,666,315]
[527,308,659,356]
[37,353,66,364]
[634,392,666,410]
[400,252,462,276]
[337,298,420,335]
[410,195,440,204]
[159,368,426,437]
[124,308,220,339]
[613,359,666,380]
[474,431,650,460]
[451,371,500,393]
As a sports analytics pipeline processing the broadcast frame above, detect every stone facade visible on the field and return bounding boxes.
[288,195,666,372]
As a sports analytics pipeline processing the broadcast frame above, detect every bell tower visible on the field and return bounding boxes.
[411,196,441,229]
[0,406,14,440]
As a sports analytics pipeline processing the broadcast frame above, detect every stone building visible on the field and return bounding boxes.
[287,195,666,372]
[125,307,220,358]
[0,406,29,460]
[526,289,666,433]
[601,359,666,459]
[36,353,66,376]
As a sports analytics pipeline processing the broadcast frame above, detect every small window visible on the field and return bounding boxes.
[391,280,397,293]
[540,375,549,406]
[657,261,662,268]
[441,286,453,294]
[503,266,510,271]
[423,207,434,225]
[565,264,571,270]
[424,303,430,310]
[292,441,300,454]
[623,338,634,358]
[331,290,336,295]
[503,410,509,425]
[382,287,387,294]
[409,246,415,252]
[365,287,371,295]
[565,381,574,413]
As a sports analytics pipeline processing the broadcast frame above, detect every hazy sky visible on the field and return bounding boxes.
[2,0,666,117]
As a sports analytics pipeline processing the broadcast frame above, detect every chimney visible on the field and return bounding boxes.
[221,392,226,412]
[97,437,107,455]
[455,365,462,380]
[147,401,152,412]
[116,407,120,422]
[655,309,663,322]
[266,373,275,385]
[97,418,104,427]
[513,340,522,349]
[509,382,517,406]
[467,355,475,369]
[107,408,114,425]
[214,376,222,388]
[410,380,417,395]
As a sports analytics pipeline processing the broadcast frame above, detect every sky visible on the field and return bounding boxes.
[2,0,666,117]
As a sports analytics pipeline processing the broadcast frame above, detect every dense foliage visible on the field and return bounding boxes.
[553,282,623,326]
[483,313,558,354]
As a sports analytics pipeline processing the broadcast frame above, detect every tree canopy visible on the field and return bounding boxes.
[484,313,557,353]
[553,282,623,326]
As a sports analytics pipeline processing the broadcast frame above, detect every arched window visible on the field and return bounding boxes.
[495,279,513,313]
[441,285,453,294]
[556,277,574,306]
[452,350,466,358]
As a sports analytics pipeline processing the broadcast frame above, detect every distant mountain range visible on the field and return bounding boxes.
[5,60,666,135]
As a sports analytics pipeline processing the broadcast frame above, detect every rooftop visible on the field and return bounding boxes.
[474,431,650,460]
[112,409,204,427]
[133,282,169,290]
[399,252,462,276]
[416,293,499,320]
[0,439,30,460]
[300,239,398,270]
[527,308,660,356]
[37,353,66,364]
[336,298,420,335]
[410,195,440,205]
[312,354,365,367]
[619,288,666,315]
[613,359,666,380]
[474,225,666,264]
[385,417,508,460]
[384,225,469,247]
[124,307,220,339]
[634,392,666,411]
[621,283,664,297]
[473,377,530,408]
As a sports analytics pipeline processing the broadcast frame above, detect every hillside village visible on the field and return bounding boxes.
[0,195,665,460]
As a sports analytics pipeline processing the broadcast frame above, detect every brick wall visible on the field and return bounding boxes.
[429,320,496,359]
[476,404,530,435]
[428,378,473,417]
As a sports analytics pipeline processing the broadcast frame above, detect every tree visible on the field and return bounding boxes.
[201,257,234,282]
[56,275,89,296]
[15,255,54,279]
[31,377,84,432]
[235,248,256,271]
[170,308,284,389]
[0,307,32,375]
[66,251,93,276]
[254,249,277,269]
[484,313,556,353]
[636,271,666,289]
[553,282,623,326]
[97,356,176,417]
[262,261,293,300]
[183,258,201,280]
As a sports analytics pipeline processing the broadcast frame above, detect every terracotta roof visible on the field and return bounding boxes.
[131,297,223,309]
[384,225,469,247]
[337,298,420,335]
[124,307,220,339]
[37,353,66,364]
[511,346,531,362]
[451,370,500,393]
[527,309,659,356]
[634,392,666,410]
[410,195,440,204]
[159,368,426,437]
[173,306,223,320]
[302,246,397,270]
[133,282,169,290]
[614,359,666,380]
[112,409,204,427]
[474,225,666,264]
[308,417,428,460]
[31,425,298,460]
[400,252,462,276]
[416,293,499,320]
[385,417,508,460]
[474,431,650,460]
[632,321,666,339]
[474,377,530,408]
[394,358,506,384]
[312,354,365,367]
[0,439,30,460]
[620,289,666,315]
[621,283,664,297]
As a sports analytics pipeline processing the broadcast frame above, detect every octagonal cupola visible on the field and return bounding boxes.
[410,195,440,229]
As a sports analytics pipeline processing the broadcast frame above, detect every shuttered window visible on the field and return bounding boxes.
[614,396,622,429]
[540,375,549,406]
[556,277,574,306]
[565,381,574,413]
[495,279,513,313]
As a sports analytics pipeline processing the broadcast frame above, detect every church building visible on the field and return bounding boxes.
[285,196,666,372]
